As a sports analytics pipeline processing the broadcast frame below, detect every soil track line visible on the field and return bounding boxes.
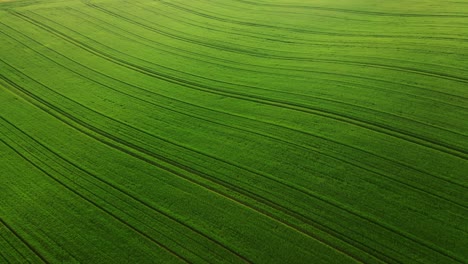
[12,11,468,161]
[2,23,464,216]
[0,218,47,263]
[0,138,191,263]
[0,115,251,263]
[0,69,368,263]
[1,69,461,263]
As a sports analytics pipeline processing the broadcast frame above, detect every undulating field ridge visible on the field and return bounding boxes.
[1,0,467,263]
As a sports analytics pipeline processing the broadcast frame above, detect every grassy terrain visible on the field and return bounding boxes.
[0,0,467,263]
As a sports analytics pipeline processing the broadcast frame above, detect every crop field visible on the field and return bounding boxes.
[1,0,467,263]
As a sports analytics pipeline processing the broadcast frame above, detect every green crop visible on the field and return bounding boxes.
[1,0,467,263]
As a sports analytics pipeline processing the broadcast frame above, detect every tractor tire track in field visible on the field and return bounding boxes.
[4,7,468,208]
[0,218,47,263]
[1,35,466,260]
[83,1,468,86]
[0,117,246,264]
[3,46,434,262]
[55,8,468,111]
[38,6,468,135]
[158,0,468,41]
[1,68,371,263]
[156,1,467,75]
[4,24,466,225]
[127,2,468,78]
[171,0,468,34]
[230,0,468,18]
[131,1,314,46]
[0,234,25,262]
[25,9,468,157]
[72,3,468,102]
[1,61,464,263]
[0,135,192,263]
[92,3,468,83]
[36,3,468,98]
[0,250,7,263]
[1,19,466,207]
[0,221,41,263]
[1,77,254,263]
[0,128,194,264]
[0,67,374,262]
[2,1,467,262]
[4,24,463,243]
[1,120,195,263]
[12,10,468,161]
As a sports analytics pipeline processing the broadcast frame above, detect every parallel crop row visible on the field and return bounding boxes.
[1,0,467,263]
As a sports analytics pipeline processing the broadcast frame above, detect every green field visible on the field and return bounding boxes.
[1,0,467,263]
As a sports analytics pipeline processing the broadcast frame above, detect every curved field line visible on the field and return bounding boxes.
[130,1,316,45]
[131,1,468,74]
[64,5,468,104]
[2,1,466,260]
[0,115,252,263]
[96,3,468,82]
[2,20,466,201]
[0,250,7,263]
[0,234,26,262]
[82,2,468,87]
[6,4,468,262]
[0,222,39,263]
[55,8,468,111]
[2,16,465,231]
[0,218,47,264]
[154,0,468,50]
[0,137,191,264]
[0,126,221,263]
[0,65,379,263]
[1,21,466,201]
[12,11,468,161]
[31,8,468,142]
[1,64,462,263]
[0,71,372,262]
[0,122,193,263]
[158,0,468,40]
[230,0,468,18]
[43,7,468,138]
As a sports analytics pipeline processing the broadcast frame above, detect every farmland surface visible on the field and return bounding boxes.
[1,0,467,263]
